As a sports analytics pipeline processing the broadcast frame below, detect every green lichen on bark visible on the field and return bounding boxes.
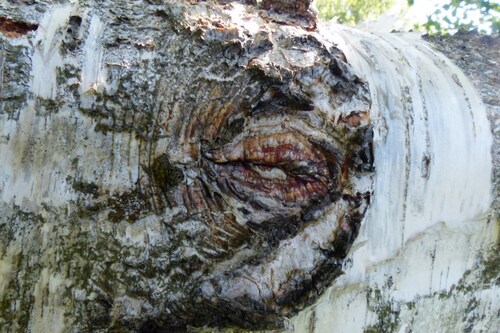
[364,288,400,333]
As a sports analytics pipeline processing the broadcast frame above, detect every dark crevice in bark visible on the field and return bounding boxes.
[0,16,38,38]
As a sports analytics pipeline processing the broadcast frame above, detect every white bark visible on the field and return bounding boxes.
[290,25,498,333]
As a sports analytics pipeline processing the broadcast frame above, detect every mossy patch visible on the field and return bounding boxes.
[149,154,184,193]
[364,288,401,333]
[106,189,152,223]
[481,242,500,286]
[72,180,99,197]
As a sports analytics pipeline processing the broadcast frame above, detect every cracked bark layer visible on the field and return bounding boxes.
[0,1,375,331]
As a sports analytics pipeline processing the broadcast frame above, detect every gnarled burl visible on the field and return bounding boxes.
[139,2,373,330]
[0,0,373,331]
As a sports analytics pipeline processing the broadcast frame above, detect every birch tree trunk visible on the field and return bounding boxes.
[0,1,497,332]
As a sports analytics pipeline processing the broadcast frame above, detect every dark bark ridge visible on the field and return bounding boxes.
[0,1,373,331]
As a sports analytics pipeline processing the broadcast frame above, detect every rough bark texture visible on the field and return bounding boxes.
[0,1,373,331]
[0,1,497,332]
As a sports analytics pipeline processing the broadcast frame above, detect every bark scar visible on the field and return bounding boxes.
[0,16,38,38]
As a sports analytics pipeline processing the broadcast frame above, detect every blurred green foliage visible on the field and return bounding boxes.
[421,0,499,34]
[315,0,499,34]
[314,0,395,25]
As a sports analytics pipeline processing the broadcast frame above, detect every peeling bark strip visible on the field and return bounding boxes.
[0,16,38,38]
